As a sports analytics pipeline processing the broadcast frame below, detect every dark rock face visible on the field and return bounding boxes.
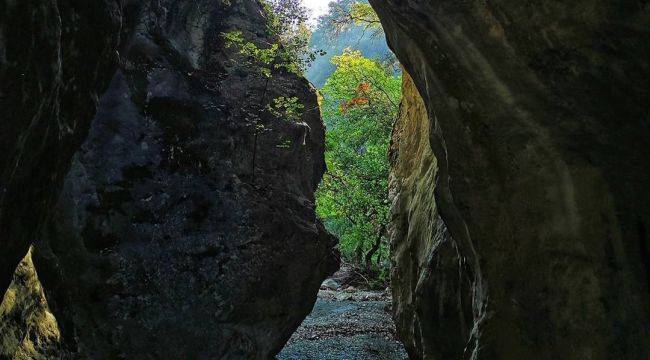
[46,0,336,358]
[373,1,650,359]
[0,0,125,300]
[2,0,337,358]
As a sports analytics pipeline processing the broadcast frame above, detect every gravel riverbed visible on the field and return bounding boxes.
[277,289,408,360]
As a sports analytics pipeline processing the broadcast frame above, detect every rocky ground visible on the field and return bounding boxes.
[278,280,408,360]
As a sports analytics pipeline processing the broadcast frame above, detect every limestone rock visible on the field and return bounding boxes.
[374,0,650,358]
[0,0,125,299]
[2,0,338,358]
[388,73,459,358]
[45,1,337,358]
[321,279,341,291]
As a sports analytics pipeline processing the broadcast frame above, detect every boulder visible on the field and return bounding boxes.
[2,0,338,358]
[321,279,341,290]
[0,0,124,299]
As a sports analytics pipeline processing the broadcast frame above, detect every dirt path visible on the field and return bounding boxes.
[277,289,408,360]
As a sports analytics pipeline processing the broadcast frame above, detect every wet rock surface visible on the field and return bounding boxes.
[278,289,408,360]
[373,0,650,359]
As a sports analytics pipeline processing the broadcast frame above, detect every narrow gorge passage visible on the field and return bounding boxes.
[1,0,649,359]
[1,1,408,358]
[279,2,410,358]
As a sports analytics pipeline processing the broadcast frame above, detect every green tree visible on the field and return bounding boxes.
[306,1,397,88]
[327,1,383,38]
[316,50,401,274]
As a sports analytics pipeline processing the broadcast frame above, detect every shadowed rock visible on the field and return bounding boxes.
[374,1,650,359]
[0,0,125,300]
[2,0,338,358]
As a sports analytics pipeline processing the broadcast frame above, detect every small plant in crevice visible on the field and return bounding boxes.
[267,96,305,123]
[275,139,293,149]
[221,0,325,181]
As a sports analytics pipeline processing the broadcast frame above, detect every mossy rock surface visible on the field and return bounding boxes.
[0,250,61,360]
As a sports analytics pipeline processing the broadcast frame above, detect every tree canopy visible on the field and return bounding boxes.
[316,50,401,275]
[306,0,394,88]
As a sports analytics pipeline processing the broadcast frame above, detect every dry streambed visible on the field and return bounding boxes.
[278,289,408,360]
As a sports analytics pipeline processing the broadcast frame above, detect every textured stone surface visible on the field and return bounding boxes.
[0,0,125,300]
[373,1,650,359]
[2,0,338,358]
[0,250,60,360]
[388,73,460,358]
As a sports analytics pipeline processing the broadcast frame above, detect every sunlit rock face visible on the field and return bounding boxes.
[389,73,463,358]
[375,0,650,359]
[0,250,61,359]
[2,0,337,358]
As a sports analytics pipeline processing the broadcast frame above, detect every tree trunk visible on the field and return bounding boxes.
[365,224,386,268]
[354,240,364,265]
[251,132,258,180]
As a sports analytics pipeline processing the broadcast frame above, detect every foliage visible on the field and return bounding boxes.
[223,30,300,76]
[330,1,383,37]
[264,0,315,70]
[306,0,395,88]
[221,0,317,180]
[316,50,401,270]
[265,0,309,34]
[268,96,305,122]
[222,0,324,77]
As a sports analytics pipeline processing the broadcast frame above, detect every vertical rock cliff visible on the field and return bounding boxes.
[389,73,464,358]
[375,0,650,359]
[2,0,338,358]
[0,0,125,300]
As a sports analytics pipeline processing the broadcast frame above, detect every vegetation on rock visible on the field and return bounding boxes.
[222,0,320,179]
[0,249,61,359]
[224,2,399,281]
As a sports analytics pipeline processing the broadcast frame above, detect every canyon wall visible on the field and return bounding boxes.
[0,0,125,300]
[1,0,337,358]
[375,0,650,359]
[389,73,462,358]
